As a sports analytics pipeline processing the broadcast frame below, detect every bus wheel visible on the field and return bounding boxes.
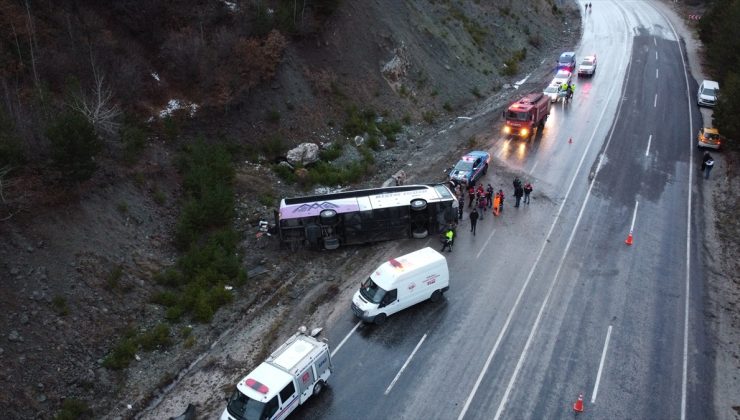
[319,209,338,226]
[430,290,442,302]
[412,228,428,239]
[374,313,387,325]
[410,199,427,211]
[313,381,325,396]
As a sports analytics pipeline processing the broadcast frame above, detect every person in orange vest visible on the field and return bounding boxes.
[492,191,501,216]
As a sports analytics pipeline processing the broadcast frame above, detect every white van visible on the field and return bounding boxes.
[221,328,332,420]
[351,247,450,325]
[697,80,719,107]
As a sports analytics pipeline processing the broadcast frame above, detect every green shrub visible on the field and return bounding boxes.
[319,142,343,161]
[102,332,137,370]
[342,105,377,137]
[422,111,436,124]
[55,398,93,420]
[162,116,179,142]
[47,111,101,182]
[51,296,70,316]
[106,265,123,290]
[0,110,25,167]
[443,102,453,112]
[377,120,402,142]
[139,323,172,351]
[471,87,483,99]
[273,163,297,183]
[120,122,147,165]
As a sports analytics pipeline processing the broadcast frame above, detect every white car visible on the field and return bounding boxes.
[543,84,561,102]
[552,70,572,87]
[697,80,719,107]
[578,55,597,77]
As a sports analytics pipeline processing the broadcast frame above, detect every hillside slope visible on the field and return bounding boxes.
[0,0,581,418]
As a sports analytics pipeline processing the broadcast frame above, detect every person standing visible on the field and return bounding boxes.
[513,177,522,190]
[701,151,711,171]
[523,182,533,205]
[498,189,505,212]
[440,227,454,252]
[486,184,494,209]
[477,196,487,220]
[468,184,476,207]
[514,184,524,207]
[470,208,479,235]
[458,196,464,220]
[704,155,715,179]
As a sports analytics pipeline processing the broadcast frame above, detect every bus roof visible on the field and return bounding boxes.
[279,184,453,220]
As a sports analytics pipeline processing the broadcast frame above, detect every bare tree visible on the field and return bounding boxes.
[68,50,121,136]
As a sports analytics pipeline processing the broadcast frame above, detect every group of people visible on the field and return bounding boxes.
[444,177,534,245]
[559,82,576,101]
[585,2,592,12]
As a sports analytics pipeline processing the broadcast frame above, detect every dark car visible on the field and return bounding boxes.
[448,151,490,186]
[558,52,577,72]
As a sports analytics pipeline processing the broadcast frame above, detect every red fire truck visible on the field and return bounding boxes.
[503,92,551,140]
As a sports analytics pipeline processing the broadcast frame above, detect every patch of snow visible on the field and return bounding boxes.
[158,99,199,118]
[151,72,160,82]
[221,0,237,11]
[514,74,531,89]
[313,186,348,195]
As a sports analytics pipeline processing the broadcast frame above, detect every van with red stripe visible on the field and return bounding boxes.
[221,328,332,420]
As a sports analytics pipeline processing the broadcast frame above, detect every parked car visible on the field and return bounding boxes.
[543,83,561,102]
[578,55,597,77]
[697,127,724,150]
[697,80,719,107]
[557,52,577,72]
[448,151,490,186]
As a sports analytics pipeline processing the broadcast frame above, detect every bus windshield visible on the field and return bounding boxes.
[359,278,387,304]
[226,389,266,420]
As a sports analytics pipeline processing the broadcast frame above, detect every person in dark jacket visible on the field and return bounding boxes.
[523,182,533,205]
[470,208,479,235]
[514,185,524,207]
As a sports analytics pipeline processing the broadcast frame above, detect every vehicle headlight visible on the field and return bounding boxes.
[504,126,511,134]
[521,129,529,137]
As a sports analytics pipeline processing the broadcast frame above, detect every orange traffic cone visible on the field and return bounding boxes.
[625,232,634,246]
[573,394,584,413]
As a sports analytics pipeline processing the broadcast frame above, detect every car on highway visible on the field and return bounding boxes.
[697,127,724,150]
[448,150,490,186]
[577,55,597,77]
[697,80,719,107]
[557,51,577,72]
[543,83,561,102]
[552,69,572,87]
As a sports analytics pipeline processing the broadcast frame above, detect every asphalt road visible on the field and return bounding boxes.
[295,1,713,419]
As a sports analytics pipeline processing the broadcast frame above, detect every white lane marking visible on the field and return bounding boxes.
[656,68,659,79]
[384,333,427,395]
[655,8,695,420]
[629,200,639,233]
[645,134,652,157]
[529,160,539,175]
[591,325,613,403]
[490,14,637,414]
[476,229,497,260]
[656,51,659,60]
[654,37,657,47]
[494,149,609,420]
[457,25,632,420]
[331,321,361,357]
[654,93,658,107]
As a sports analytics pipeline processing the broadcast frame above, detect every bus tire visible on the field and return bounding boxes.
[373,313,387,325]
[319,209,338,226]
[313,380,325,396]
[412,228,428,239]
[410,199,427,211]
[430,290,442,302]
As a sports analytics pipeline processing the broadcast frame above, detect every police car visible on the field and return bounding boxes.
[448,151,490,186]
